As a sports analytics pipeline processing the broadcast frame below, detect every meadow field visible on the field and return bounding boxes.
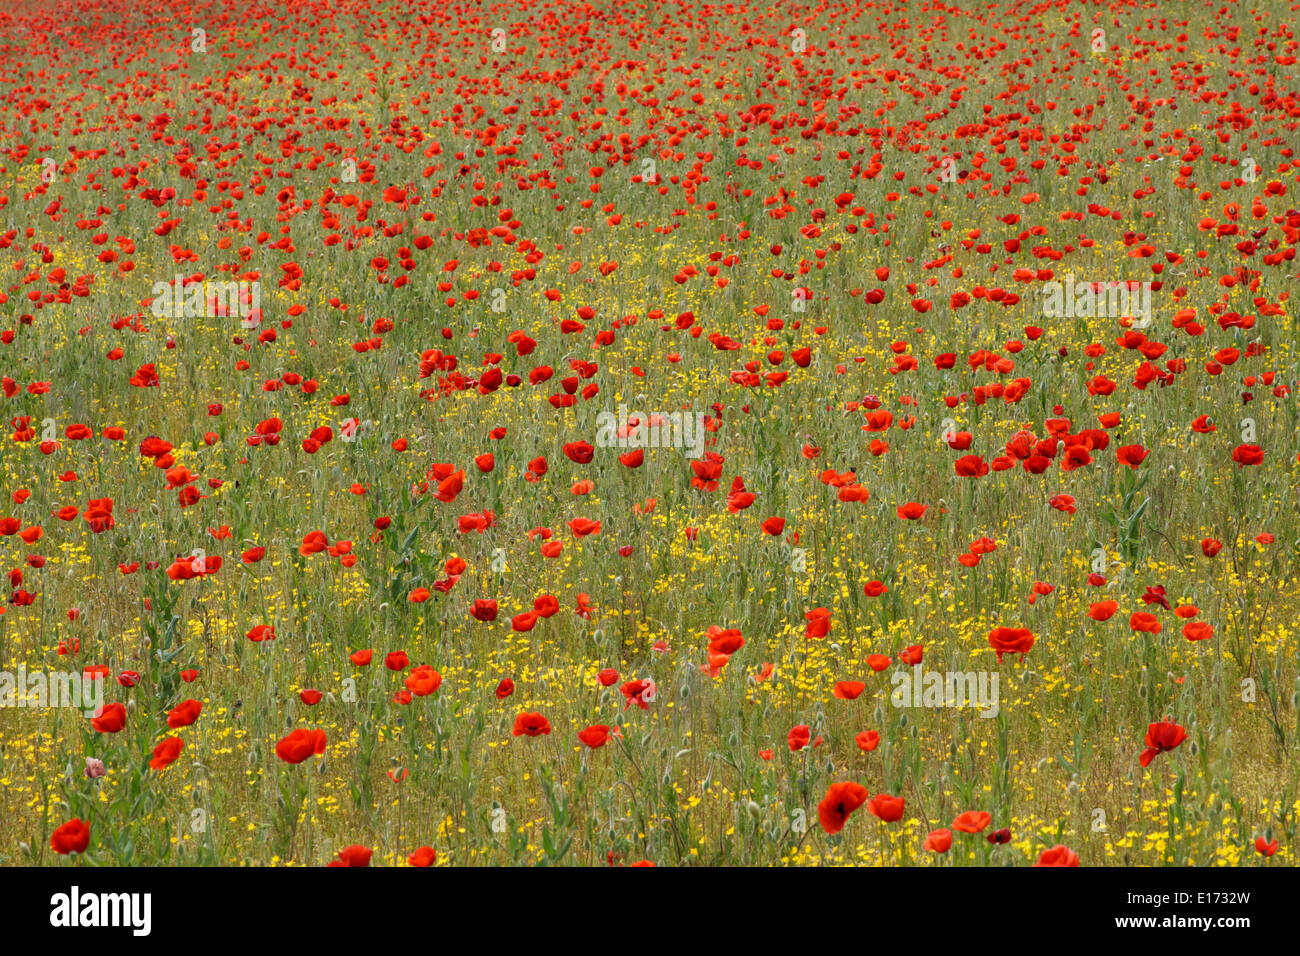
[1,0,1299,867]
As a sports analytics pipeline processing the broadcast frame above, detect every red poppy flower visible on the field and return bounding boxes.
[867,793,905,822]
[1129,612,1161,634]
[404,665,442,696]
[50,818,91,855]
[818,781,870,834]
[866,653,892,672]
[1116,444,1148,468]
[1088,601,1119,621]
[1139,720,1187,768]
[166,698,202,728]
[471,599,498,622]
[1254,837,1278,858]
[987,626,1035,661]
[329,845,372,867]
[1034,845,1080,866]
[276,728,328,764]
[150,736,185,771]
[409,846,437,867]
[1231,444,1264,467]
[91,702,126,733]
[855,730,880,752]
[621,679,654,709]
[1140,585,1170,610]
[698,630,741,664]
[578,725,612,748]
[924,829,953,853]
[952,810,991,833]
[804,608,831,639]
[512,712,552,737]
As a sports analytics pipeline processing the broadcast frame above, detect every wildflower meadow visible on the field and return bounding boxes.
[1,0,1299,880]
